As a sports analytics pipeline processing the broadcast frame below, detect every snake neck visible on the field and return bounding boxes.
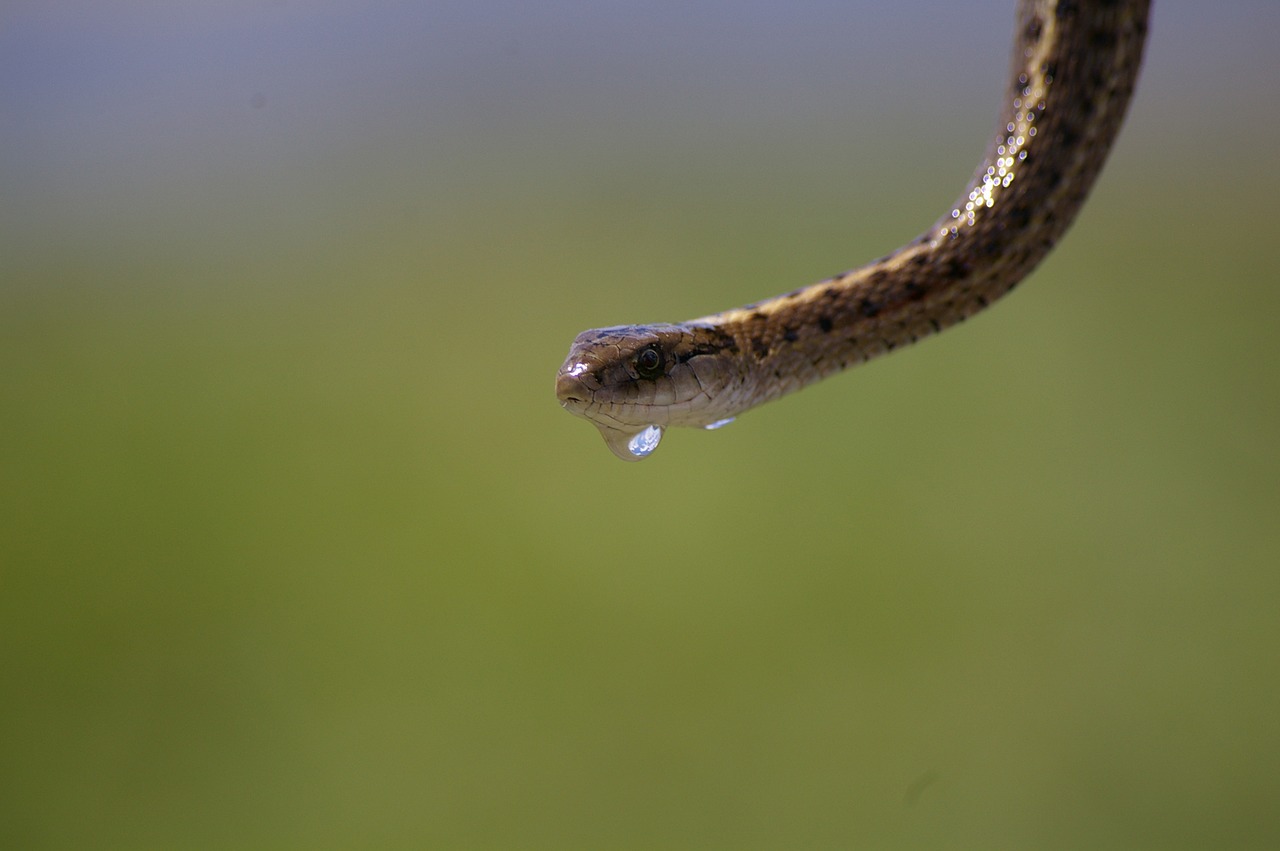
[696,0,1149,413]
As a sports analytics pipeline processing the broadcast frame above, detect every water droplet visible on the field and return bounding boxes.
[704,418,735,430]
[628,425,663,456]
[597,423,663,461]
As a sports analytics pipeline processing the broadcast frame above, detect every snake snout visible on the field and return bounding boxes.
[555,366,593,410]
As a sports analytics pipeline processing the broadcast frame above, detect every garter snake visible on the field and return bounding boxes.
[556,0,1150,461]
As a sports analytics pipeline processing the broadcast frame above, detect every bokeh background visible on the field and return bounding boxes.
[3,1,1278,847]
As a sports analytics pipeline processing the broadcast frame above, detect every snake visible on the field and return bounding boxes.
[556,0,1150,461]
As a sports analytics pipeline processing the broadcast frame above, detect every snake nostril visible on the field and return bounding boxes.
[555,370,588,405]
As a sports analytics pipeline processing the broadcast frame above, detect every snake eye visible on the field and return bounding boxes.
[634,345,664,380]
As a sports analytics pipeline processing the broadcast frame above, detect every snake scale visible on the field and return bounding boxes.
[557,0,1150,461]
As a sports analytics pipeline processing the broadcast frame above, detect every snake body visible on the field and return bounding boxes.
[557,0,1150,461]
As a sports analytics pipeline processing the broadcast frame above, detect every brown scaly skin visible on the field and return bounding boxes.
[557,0,1150,461]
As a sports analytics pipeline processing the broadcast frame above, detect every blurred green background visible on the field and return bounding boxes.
[3,1,1278,847]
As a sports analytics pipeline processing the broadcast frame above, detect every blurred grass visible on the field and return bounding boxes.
[3,2,1280,848]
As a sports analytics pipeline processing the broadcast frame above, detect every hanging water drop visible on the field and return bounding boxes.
[627,425,663,457]
[597,423,664,461]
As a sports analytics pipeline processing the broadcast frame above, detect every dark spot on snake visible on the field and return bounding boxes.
[675,348,705,365]
[751,311,767,322]
[977,238,1003,258]
[818,316,833,333]
[679,334,740,364]
[904,281,927,301]
[860,298,881,318]
[717,333,740,355]
[910,254,928,268]
[1055,0,1078,22]
[1085,69,1107,100]
[1041,60,1058,83]
[1090,28,1118,51]
[976,294,990,308]
[869,269,889,286]
[783,328,799,343]
[1024,16,1043,44]
[752,339,770,359]
[930,318,942,333]
[1008,205,1032,229]
[823,287,840,301]
[946,259,972,280]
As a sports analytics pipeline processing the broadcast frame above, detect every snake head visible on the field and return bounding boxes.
[555,323,742,460]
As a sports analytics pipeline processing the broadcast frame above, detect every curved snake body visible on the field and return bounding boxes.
[557,0,1150,461]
